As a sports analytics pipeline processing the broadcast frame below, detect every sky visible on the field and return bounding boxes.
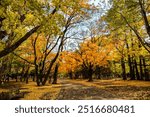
[64,0,113,51]
[89,0,112,9]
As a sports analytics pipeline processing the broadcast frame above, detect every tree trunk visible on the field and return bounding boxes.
[42,51,60,85]
[24,67,29,84]
[134,59,140,80]
[88,66,93,82]
[128,55,134,80]
[139,56,144,80]
[130,57,136,80]
[69,71,73,79]
[74,71,79,79]
[48,74,52,84]
[52,64,59,84]
[98,71,101,79]
[20,66,25,82]
[139,0,150,37]
[0,7,59,58]
[121,58,127,80]
[32,75,35,82]
[143,58,149,81]
[0,26,40,58]
[42,40,63,85]
[39,70,43,84]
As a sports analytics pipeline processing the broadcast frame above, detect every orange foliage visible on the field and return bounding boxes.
[59,36,115,73]
[17,34,52,63]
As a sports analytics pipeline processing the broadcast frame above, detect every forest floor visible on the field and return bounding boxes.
[0,79,150,100]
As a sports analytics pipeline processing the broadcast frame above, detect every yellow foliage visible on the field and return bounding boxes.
[59,36,115,73]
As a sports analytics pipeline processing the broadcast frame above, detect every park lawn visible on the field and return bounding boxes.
[20,82,61,100]
[0,80,61,100]
[67,79,150,88]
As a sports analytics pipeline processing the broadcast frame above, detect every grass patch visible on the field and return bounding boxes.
[0,80,61,100]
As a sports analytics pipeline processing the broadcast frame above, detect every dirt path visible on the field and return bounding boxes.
[49,79,150,100]
[56,83,116,100]
[49,80,120,100]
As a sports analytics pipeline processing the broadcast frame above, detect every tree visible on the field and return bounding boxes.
[104,0,150,53]
[60,36,114,82]
[102,0,150,80]
[13,0,91,86]
[0,0,90,58]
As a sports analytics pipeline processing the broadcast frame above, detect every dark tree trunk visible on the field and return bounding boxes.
[98,72,101,79]
[131,63,136,80]
[39,71,43,84]
[48,74,52,84]
[88,66,93,82]
[121,58,127,80]
[52,64,59,84]
[74,72,79,79]
[20,66,25,82]
[35,66,40,86]
[130,57,136,80]
[95,66,101,79]
[15,75,18,82]
[139,0,150,37]
[81,69,87,79]
[26,77,29,84]
[0,26,40,58]
[42,51,60,85]
[139,56,144,80]
[134,59,140,80]
[42,38,64,85]
[32,75,35,82]
[24,67,29,84]
[7,62,12,82]
[69,71,73,79]
[36,78,40,86]
[128,55,134,80]
[142,58,149,81]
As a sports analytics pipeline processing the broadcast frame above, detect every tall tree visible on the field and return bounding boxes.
[104,0,150,53]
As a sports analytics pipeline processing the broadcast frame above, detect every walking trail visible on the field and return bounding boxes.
[40,79,150,100]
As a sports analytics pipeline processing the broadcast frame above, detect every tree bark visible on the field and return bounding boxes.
[68,71,73,79]
[25,67,29,84]
[0,6,60,58]
[52,64,59,84]
[88,65,93,82]
[134,59,140,80]
[42,24,68,85]
[128,56,134,80]
[139,56,144,80]
[130,59,136,80]
[0,26,40,58]
[142,58,149,81]
[121,58,127,80]
[138,0,150,37]
[42,48,60,85]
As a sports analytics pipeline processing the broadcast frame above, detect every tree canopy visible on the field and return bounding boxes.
[0,0,150,87]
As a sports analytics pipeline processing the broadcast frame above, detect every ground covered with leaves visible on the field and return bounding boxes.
[0,79,150,100]
[55,79,150,100]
